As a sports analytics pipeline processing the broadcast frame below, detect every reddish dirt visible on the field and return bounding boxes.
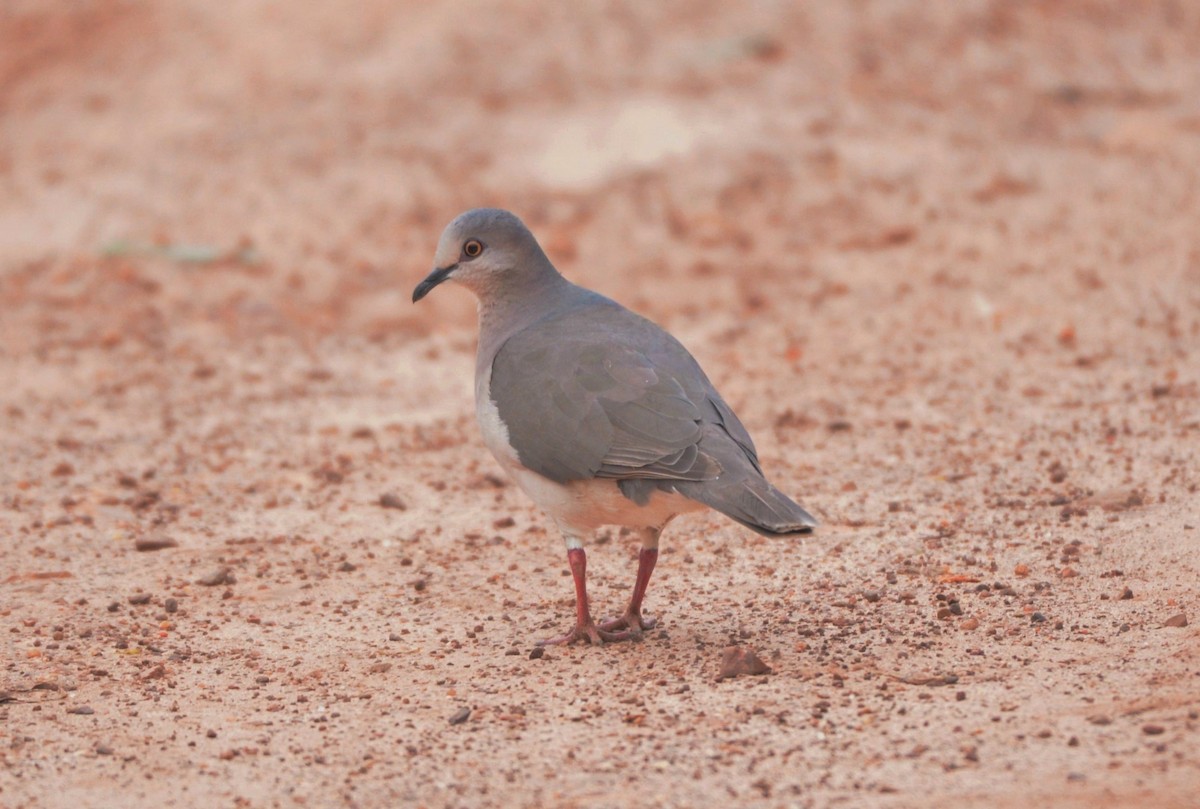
[2,2,1199,807]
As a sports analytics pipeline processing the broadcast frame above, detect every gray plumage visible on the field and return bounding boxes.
[489,292,816,535]
[415,208,816,536]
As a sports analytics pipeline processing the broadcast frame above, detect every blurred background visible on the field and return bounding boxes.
[4,0,1198,352]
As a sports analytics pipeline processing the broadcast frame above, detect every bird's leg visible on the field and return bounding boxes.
[537,535,652,648]
[537,546,631,646]
[598,527,661,638]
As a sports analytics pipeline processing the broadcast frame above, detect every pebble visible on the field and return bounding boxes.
[68,706,95,715]
[528,647,544,660]
[197,568,234,587]
[717,646,772,680]
[1031,612,1047,623]
[861,589,881,603]
[1119,587,1133,600]
[1142,724,1165,735]
[128,593,152,605]
[95,743,114,755]
[379,493,407,510]
[165,598,178,614]
[448,707,471,725]
[134,535,178,552]
[960,618,980,631]
[1162,613,1187,628]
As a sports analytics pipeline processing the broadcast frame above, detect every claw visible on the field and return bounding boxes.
[537,620,634,646]
[597,610,657,638]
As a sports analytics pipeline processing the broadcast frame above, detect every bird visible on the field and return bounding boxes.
[413,208,817,646]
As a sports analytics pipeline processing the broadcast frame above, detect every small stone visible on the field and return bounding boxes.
[1031,612,1046,623]
[135,535,178,552]
[861,589,881,603]
[717,646,772,680]
[936,607,953,620]
[379,493,407,510]
[197,568,233,587]
[338,561,356,572]
[1163,613,1187,628]
[68,706,95,715]
[1087,715,1111,726]
[960,618,980,631]
[165,598,178,614]
[948,600,963,616]
[1119,587,1133,600]
[128,593,152,605]
[528,646,544,660]
[95,743,114,755]
[1142,724,1165,735]
[388,632,402,642]
[206,729,217,738]
[448,707,471,725]
[106,601,120,613]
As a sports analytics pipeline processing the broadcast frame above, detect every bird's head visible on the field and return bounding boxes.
[413,208,552,303]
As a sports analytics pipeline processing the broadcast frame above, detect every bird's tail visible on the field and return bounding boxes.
[675,477,817,537]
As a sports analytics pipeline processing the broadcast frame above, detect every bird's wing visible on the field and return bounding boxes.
[488,305,724,485]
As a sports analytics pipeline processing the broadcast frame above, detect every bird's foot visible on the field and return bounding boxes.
[597,610,657,639]
[536,619,637,647]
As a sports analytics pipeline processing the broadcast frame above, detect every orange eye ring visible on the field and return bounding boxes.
[463,240,483,258]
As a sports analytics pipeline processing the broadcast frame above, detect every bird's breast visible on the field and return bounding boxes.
[475,362,520,467]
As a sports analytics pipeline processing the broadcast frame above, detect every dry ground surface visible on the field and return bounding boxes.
[2,1,1199,807]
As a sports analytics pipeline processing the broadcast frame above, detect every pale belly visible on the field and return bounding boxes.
[475,363,703,541]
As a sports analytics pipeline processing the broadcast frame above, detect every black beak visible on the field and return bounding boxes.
[412,264,457,303]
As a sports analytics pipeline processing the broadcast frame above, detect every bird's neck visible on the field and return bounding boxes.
[475,267,575,370]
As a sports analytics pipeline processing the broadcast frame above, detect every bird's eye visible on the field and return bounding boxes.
[463,240,483,258]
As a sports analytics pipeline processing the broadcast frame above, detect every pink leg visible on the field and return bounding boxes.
[627,547,658,616]
[598,546,660,637]
[537,548,633,646]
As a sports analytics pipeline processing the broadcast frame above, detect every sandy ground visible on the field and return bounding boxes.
[2,1,1199,807]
